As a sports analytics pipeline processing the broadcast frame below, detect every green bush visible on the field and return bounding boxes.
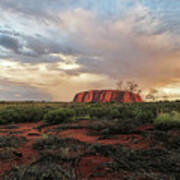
[109,108,121,119]
[0,109,20,124]
[85,104,156,122]
[135,109,154,123]
[89,107,111,120]
[17,106,47,122]
[0,101,179,125]
[154,111,180,125]
[117,105,136,119]
[0,106,47,124]
[44,108,75,124]
[73,105,90,120]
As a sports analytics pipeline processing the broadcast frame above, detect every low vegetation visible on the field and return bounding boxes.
[154,111,180,125]
[0,101,180,179]
[0,101,179,125]
[44,108,76,124]
[0,105,48,125]
[154,111,180,130]
[0,136,27,148]
[3,155,76,180]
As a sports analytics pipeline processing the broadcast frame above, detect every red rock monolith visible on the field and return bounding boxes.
[73,90,143,103]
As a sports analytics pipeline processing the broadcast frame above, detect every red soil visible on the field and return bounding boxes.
[134,125,154,131]
[0,122,42,175]
[98,134,151,149]
[0,121,153,179]
[59,129,99,143]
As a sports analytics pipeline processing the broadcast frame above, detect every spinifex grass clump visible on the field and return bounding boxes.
[2,154,76,180]
[155,111,180,124]
[154,111,180,129]
[43,108,75,124]
[88,144,180,179]
[0,136,27,148]
[33,135,87,152]
[33,135,89,160]
[0,149,15,160]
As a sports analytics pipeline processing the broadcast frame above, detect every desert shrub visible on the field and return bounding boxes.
[0,136,27,148]
[44,108,75,124]
[154,111,180,125]
[110,106,135,120]
[135,109,155,123]
[89,144,180,178]
[109,108,121,119]
[81,103,156,122]
[154,111,180,129]
[33,135,84,151]
[0,106,47,124]
[33,135,88,160]
[0,101,180,125]
[0,109,20,124]
[89,107,111,120]
[73,105,90,120]
[0,149,15,160]
[154,113,171,125]
[88,103,139,120]
[18,106,48,122]
[73,101,180,122]
[2,155,76,180]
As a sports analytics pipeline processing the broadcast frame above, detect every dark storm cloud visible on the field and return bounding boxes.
[0,28,82,63]
[23,36,81,57]
[0,34,22,53]
[1,0,179,62]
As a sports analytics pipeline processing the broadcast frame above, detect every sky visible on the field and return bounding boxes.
[0,0,180,101]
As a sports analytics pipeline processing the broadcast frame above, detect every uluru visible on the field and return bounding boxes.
[73,90,143,103]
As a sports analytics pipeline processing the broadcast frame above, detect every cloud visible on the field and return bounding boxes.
[0,0,58,22]
[57,7,180,84]
[0,59,114,101]
[0,80,52,101]
[0,28,83,63]
[0,34,22,53]
[0,1,180,101]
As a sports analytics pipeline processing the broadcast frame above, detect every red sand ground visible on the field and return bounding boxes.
[60,129,99,143]
[98,134,152,149]
[0,120,154,179]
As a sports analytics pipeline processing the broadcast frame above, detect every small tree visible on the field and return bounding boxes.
[145,88,158,101]
[126,81,139,93]
[137,89,142,95]
[116,81,123,90]
[116,80,142,94]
